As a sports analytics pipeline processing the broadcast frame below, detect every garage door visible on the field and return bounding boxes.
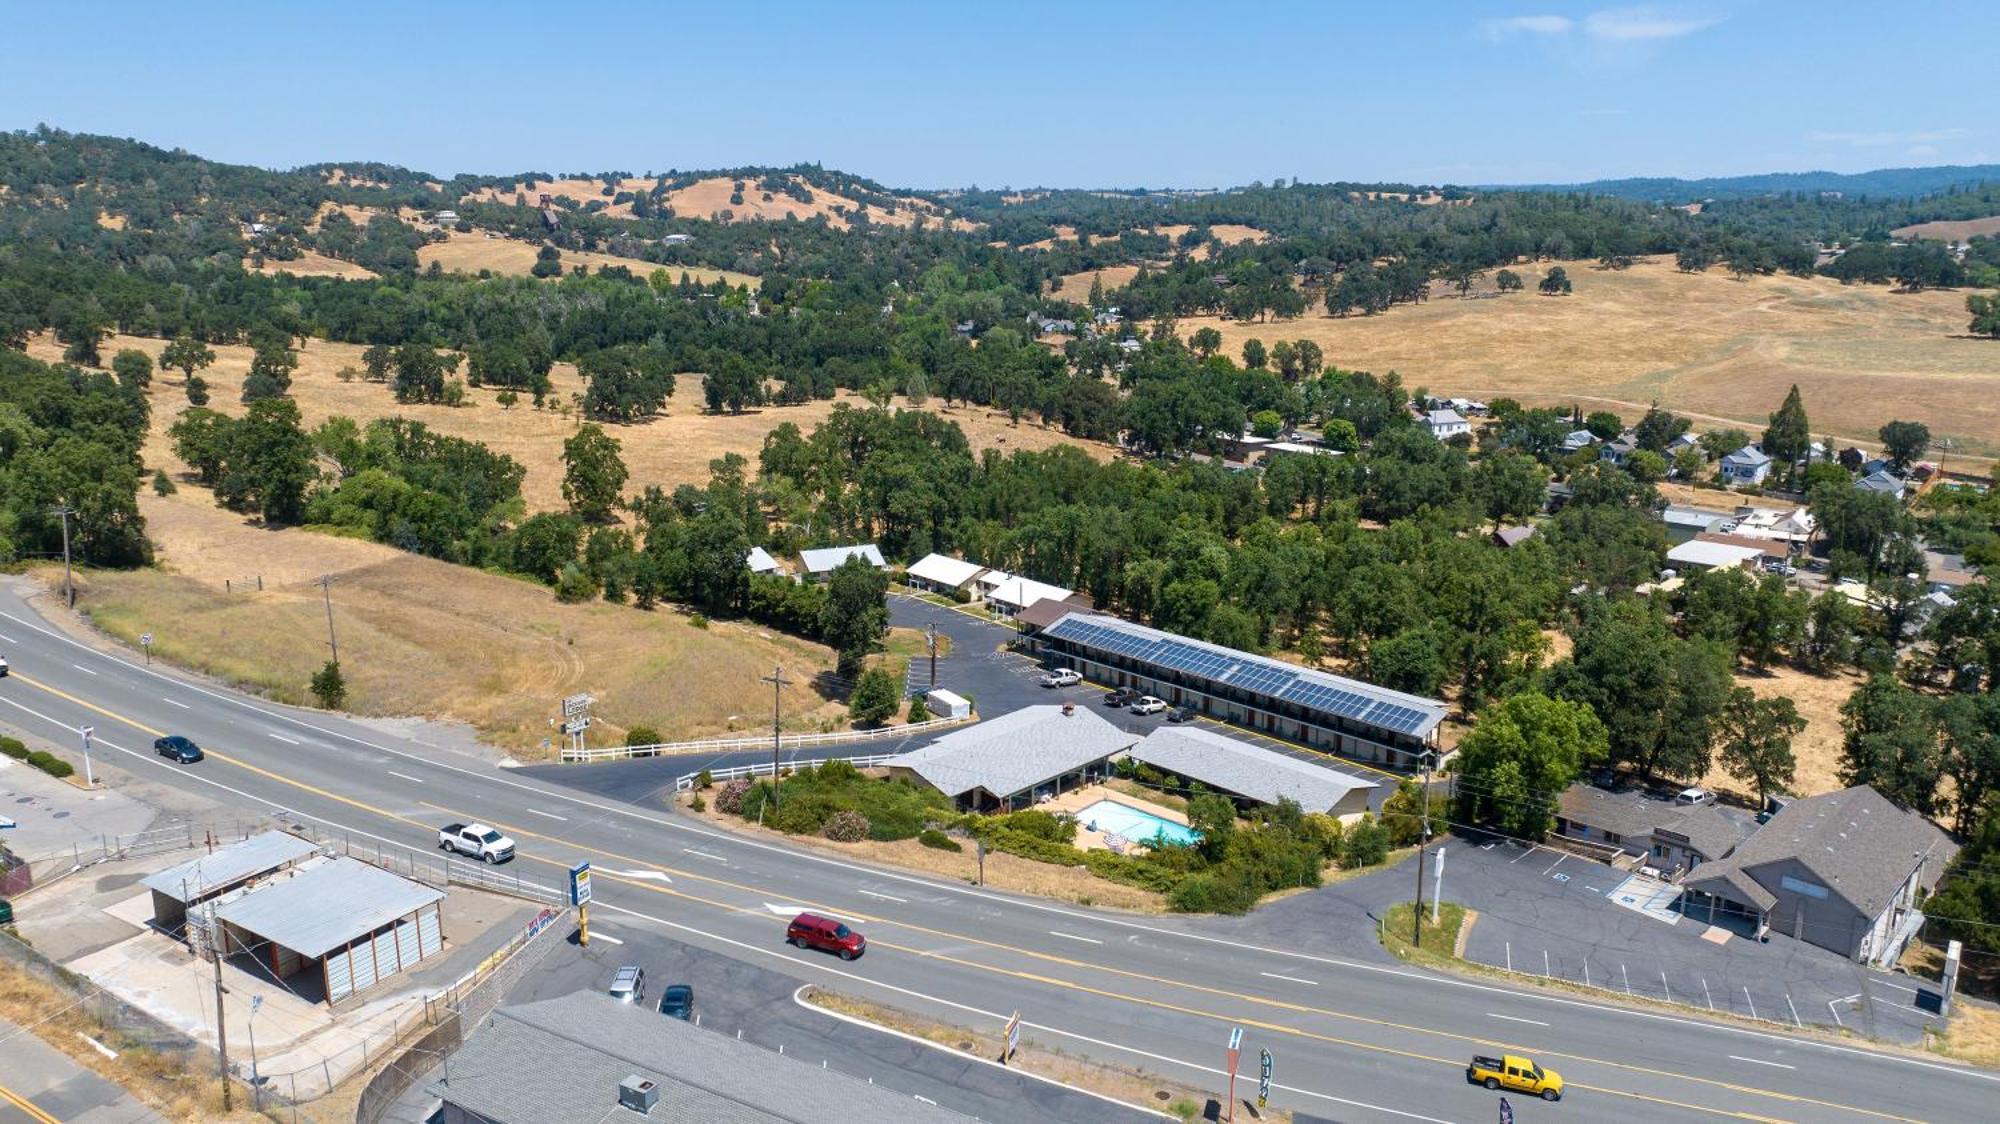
[325,948,354,1003]
[370,929,399,981]
[417,907,442,958]
[348,937,378,993]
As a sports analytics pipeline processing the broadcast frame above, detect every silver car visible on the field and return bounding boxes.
[608,965,645,1004]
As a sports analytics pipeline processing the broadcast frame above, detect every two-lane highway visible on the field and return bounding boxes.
[1,585,1994,1122]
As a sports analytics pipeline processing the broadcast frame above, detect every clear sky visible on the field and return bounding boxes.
[5,1,1993,189]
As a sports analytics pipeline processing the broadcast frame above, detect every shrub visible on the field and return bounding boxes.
[906,695,930,723]
[310,660,347,709]
[695,768,714,790]
[553,563,598,602]
[996,809,1075,843]
[823,810,870,842]
[1341,815,1391,869]
[689,613,709,629]
[0,737,28,760]
[27,752,73,779]
[773,800,826,835]
[689,794,706,813]
[151,469,176,496]
[716,779,752,815]
[918,828,962,852]
[625,726,662,747]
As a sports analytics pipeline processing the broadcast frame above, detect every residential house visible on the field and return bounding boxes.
[1661,505,1733,545]
[1680,785,1957,964]
[1492,525,1537,548]
[744,546,781,577]
[1424,409,1470,441]
[1855,470,1908,501]
[1730,506,1815,548]
[1922,551,1982,597]
[1666,539,1765,572]
[799,544,888,581]
[1561,429,1598,454]
[1598,433,1640,466]
[1690,531,1791,567]
[432,209,459,225]
[1667,433,1705,459]
[1553,785,1756,875]
[1719,444,1774,486]
[904,553,988,596]
[659,233,695,245]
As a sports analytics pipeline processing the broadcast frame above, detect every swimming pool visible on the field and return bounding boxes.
[1074,798,1201,848]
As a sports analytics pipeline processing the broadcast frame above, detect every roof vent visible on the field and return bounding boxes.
[619,1075,659,1115]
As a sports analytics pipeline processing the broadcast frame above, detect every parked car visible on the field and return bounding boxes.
[1165,706,1196,723]
[1674,786,1715,807]
[437,822,517,863]
[658,983,695,1020]
[1039,668,1082,688]
[1466,1053,1563,1101]
[1129,696,1167,716]
[1103,688,1139,708]
[787,912,866,960]
[153,735,204,764]
[608,965,645,1004]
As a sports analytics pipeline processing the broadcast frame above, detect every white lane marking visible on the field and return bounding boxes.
[913,1096,938,1106]
[1488,1013,1550,1027]
[682,847,727,862]
[7,603,1994,1089]
[858,889,908,903]
[587,932,624,946]
[604,869,673,884]
[1260,972,1318,986]
[268,733,301,745]
[0,632,16,643]
[72,664,99,676]
[388,771,425,784]
[1728,1055,1796,1070]
[1873,979,1920,996]
[525,808,567,821]
[161,698,191,709]
[1049,930,1102,945]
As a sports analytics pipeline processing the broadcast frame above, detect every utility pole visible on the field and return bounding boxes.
[760,664,792,799]
[1414,750,1435,949]
[52,504,75,608]
[926,623,938,690]
[202,899,232,1112]
[315,573,339,666]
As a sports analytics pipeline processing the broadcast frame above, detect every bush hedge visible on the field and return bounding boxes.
[0,737,27,761]
[918,828,961,852]
[26,751,73,779]
[823,810,870,842]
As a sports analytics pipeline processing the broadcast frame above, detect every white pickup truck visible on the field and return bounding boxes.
[438,822,516,863]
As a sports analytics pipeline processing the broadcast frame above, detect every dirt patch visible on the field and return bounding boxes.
[1053,264,1141,303]
[461,175,972,232]
[415,229,756,287]
[243,249,379,280]
[679,795,1167,912]
[1176,255,2000,455]
[1893,216,2000,242]
[1698,665,1862,801]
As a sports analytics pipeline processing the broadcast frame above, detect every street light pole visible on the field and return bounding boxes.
[315,573,339,666]
[247,994,263,1112]
[79,726,96,788]
[1414,750,1435,949]
[926,624,938,690]
[760,664,792,800]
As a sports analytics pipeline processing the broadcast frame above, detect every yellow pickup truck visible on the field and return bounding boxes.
[1467,1053,1565,1101]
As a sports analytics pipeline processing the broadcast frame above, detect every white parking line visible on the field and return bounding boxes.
[1541,853,1567,876]
[161,698,191,709]
[268,733,301,745]
[1049,930,1103,945]
[525,808,567,821]
[858,889,908,903]
[1510,844,1538,864]
[387,771,425,784]
[1487,1013,1550,1027]
[1260,972,1318,986]
[588,932,624,946]
[0,632,16,644]
[1727,1055,1795,1070]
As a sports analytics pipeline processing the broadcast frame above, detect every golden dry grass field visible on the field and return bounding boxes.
[1180,256,2000,455]
[1893,215,2000,241]
[32,333,1108,514]
[413,230,757,287]
[243,249,379,280]
[459,174,973,231]
[1053,263,1142,302]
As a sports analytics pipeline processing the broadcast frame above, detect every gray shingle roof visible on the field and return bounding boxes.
[1685,863,1778,912]
[429,991,970,1124]
[141,831,321,902]
[1714,786,1957,920]
[1557,785,1680,842]
[212,856,442,958]
[1129,726,1375,813]
[892,705,1137,800]
[1655,805,1758,862]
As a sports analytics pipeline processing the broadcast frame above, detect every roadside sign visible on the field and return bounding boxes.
[80,725,94,747]
[1003,1010,1021,1061]
[1258,1047,1272,1108]
[1499,1096,1514,1124]
[1224,1027,1243,1123]
[562,717,591,736]
[562,693,595,719]
[569,862,592,906]
[139,633,152,646]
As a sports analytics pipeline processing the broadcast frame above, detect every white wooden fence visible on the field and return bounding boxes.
[560,714,973,763]
[673,752,907,792]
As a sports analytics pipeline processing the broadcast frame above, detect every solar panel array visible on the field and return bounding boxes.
[1043,615,1443,737]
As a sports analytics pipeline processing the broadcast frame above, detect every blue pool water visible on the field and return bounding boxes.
[1074,798,1201,848]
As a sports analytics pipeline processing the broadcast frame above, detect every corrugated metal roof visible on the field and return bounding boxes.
[213,856,442,958]
[141,832,321,902]
[1666,539,1764,569]
[800,544,886,573]
[429,992,969,1124]
[1130,726,1375,814]
[986,575,1072,610]
[905,553,986,588]
[744,546,779,573]
[892,705,1136,800]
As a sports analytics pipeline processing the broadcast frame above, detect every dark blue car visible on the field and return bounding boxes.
[154,735,204,764]
[658,984,695,1021]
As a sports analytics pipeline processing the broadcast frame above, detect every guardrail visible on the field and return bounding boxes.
[561,713,974,763]
[674,752,907,791]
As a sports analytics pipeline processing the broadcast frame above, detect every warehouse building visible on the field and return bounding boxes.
[1035,613,1446,768]
[142,830,321,935]
[1129,726,1377,819]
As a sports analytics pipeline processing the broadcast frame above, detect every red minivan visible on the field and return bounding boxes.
[787,912,866,960]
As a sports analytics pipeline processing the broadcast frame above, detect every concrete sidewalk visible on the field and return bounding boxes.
[0,1016,156,1123]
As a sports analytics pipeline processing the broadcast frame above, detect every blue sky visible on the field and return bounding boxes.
[4,1,1993,188]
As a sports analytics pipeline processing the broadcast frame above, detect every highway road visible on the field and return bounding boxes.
[1,583,1995,1123]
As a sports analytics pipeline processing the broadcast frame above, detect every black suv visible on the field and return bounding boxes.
[658,984,695,1021]
[1104,688,1140,707]
[154,735,204,764]
[1165,706,1197,723]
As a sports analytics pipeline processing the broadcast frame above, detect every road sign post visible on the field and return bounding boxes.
[79,725,97,787]
[1002,1010,1021,1064]
[1224,1027,1243,1123]
[570,862,593,947]
[139,632,153,665]
[1257,1047,1272,1110]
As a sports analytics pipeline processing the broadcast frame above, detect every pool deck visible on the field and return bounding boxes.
[1044,784,1193,852]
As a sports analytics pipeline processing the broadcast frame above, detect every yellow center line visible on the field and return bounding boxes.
[10,673,1917,1123]
[0,1080,63,1124]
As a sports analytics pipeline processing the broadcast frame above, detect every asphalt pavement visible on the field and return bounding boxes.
[2,582,1997,1122]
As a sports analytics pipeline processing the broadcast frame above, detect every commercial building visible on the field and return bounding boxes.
[983,574,1074,618]
[1666,538,1764,572]
[431,991,967,1124]
[904,552,987,596]
[1554,785,1757,875]
[887,705,1137,812]
[142,830,321,935]
[1035,613,1446,768]
[1680,786,1956,965]
[800,544,887,580]
[1129,726,1376,818]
